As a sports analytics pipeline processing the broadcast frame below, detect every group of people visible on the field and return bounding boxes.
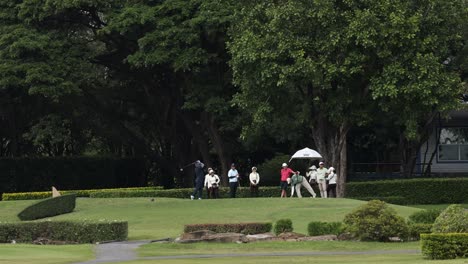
[190,161,260,200]
[190,160,336,200]
[281,161,337,198]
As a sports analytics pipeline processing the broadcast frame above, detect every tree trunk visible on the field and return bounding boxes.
[203,113,231,186]
[336,136,347,197]
[311,116,349,198]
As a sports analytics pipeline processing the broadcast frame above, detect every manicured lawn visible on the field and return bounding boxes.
[119,255,468,264]
[0,198,422,240]
[138,241,420,257]
[0,244,93,264]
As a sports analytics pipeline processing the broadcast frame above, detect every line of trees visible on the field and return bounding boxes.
[0,0,466,196]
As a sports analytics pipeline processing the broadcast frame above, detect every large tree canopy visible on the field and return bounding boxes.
[228,0,467,195]
[0,0,466,189]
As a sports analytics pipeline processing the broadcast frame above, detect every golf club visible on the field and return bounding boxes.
[179,161,196,172]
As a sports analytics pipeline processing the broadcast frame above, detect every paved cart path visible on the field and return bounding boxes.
[74,241,420,264]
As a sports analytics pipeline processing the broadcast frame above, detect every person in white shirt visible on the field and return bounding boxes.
[326,167,337,198]
[316,161,328,198]
[307,165,317,184]
[249,167,260,197]
[206,169,220,199]
[228,163,239,198]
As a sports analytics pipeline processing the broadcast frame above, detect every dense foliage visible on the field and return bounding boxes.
[0,220,128,243]
[421,233,468,259]
[0,0,466,190]
[343,200,409,241]
[0,157,146,197]
[432,204,468,233]
[17,194,76,220]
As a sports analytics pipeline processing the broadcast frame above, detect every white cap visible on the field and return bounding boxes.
[252,167,257,171]
[319,161,324,165]
[209,169,214,173]
[282,163,287,167]
[309,165,317,170]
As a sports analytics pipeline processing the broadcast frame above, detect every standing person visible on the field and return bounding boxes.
[206,169,220,199]
[307,165,317,184]
[326,167,337,198]
[280,163,296,198]
[290,171,317,198]
[228,163,239,198]
[190,160,205,200]
[249,167,260,197]
[316,161,328,198]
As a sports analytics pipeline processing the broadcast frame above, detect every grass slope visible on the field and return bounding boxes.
[0,198,421,239]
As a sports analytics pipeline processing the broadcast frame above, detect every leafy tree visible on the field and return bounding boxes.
[228,0,466,196]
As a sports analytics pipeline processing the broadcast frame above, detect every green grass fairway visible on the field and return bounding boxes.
[0,244,93,264]
[138,241,420,257]
[119,255,468,264]
[0,198,421,240]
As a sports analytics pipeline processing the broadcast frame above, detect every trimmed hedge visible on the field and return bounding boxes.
[18,194,76,221]
[408,223,432,241]
[89,187,282,199]
[0,157,146,199]
[274,219,293,235]
[308,222,343,236]
[0,220,128,244]
[184,223,272,234]
[346,178,468,204]
[2,187,162,201]
[421,233,468,259]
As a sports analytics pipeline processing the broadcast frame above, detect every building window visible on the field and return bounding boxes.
[438,127,468,161]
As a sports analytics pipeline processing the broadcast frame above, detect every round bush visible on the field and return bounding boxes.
[343,200,409,242]
[274,219,293,235]
[432,204,468,233]
[408,209,441,224]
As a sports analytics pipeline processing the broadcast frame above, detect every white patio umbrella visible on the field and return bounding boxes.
[289,147,322,162]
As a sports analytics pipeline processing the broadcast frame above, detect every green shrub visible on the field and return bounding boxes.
[0,220,128,244]
[184,222,272,234]
[2,187,162,201]
[408,223,433,241]
[274,219,293,235]
[354,196,408,205]
[346,178,468,204]
[432,204,468,233]
[408,209,441,224]
[343,200,409,242]
[308,222,343,236]
[18,194,76,221]
[421,233,468,259]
